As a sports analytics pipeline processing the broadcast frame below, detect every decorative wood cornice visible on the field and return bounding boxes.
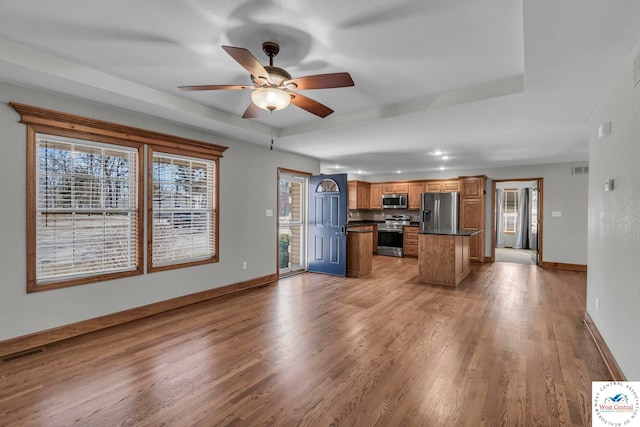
[10,102,228,157]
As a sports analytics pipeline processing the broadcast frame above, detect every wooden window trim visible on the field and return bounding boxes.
[11,103,228,292]
[147,146,220,273]
[24,126,144,292]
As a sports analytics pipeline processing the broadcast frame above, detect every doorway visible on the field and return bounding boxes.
[492,178,543,265]
[278,169,310,276]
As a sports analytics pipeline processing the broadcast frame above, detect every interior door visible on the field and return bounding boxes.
[308,173,348,276]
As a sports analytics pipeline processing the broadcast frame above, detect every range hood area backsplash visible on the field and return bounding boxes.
[348,209,420,223]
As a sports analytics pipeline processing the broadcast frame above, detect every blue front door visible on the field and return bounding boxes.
[308,174,347,276]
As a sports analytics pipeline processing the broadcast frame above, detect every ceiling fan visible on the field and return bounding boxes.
[179,41,354,119]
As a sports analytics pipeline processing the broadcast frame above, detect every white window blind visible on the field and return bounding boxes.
[35,134,138,283]
[503,189,518,233]
[152,152,215,267]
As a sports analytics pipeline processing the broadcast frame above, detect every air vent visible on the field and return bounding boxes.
[572,166,589,176]
[1,347,45,363]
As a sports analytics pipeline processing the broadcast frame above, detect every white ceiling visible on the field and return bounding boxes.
[1,0,639,176]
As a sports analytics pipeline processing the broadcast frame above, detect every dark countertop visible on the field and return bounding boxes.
[347,221,383,226]
[418,229,483,237]
[347,229,373,233]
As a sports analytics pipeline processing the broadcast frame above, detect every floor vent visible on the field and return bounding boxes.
[572,165,589,175]
[1,347,46,363]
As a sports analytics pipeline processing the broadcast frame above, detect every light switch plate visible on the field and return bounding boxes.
[604,179,614,192]
[265,209,273,217]
[551,211,562,217]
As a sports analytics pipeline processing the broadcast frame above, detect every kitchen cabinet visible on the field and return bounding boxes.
[408,182,424,210]
[424,179,460,193]
[382,182,409,194]
[460,176,484,197]
[347,229,373,278]
[460,176,486,263]
[370,183,383,210]
[348,180,371,210]
[418,232,473,286]
[348,224,377,254]
[403,225,419,256]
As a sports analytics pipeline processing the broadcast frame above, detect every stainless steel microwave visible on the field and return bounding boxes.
[381,193,408,209]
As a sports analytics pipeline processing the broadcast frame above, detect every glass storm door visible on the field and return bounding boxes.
[278,172,308,275]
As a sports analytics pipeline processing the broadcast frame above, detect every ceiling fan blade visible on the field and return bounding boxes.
[242,102,263,119]
[178,85,253,91]
[290,93,334,118]
[222,45,271,83]
[285,72,354,90]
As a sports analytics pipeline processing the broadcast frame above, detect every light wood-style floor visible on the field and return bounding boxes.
[0,256,610,426]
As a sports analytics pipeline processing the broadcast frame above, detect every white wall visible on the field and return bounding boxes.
[587,38,640,380]
[0,82,320,342]
[357,162,589,265]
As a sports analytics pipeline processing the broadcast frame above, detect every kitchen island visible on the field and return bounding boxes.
[346,228,373,278]
[418,229,482,287]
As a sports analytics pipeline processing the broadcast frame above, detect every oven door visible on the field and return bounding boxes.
[377,228,403,257]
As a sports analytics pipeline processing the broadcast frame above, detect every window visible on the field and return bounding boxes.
[503,189,518,233]
[150,150,217,270]
[12,102,227,292]
[34,135,140,286]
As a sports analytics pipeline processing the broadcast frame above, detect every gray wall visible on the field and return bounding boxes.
[0,82,320,342]
[348,162,589,265]
[587,37,640,380]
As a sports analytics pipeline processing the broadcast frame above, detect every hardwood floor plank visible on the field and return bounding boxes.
[0,257,610,426]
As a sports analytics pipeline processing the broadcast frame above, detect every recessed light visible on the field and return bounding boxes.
[439,166,445,171]
[441,156,450,160]
[432,150,444,156]
[357,170,363,174]
[396,170,402,174]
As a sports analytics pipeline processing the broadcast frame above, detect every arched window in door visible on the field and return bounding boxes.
[316,178,339,193]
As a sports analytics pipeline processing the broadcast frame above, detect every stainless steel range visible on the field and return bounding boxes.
[377,214,411,257]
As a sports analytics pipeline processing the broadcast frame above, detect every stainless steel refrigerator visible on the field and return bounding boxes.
[420,192,460,233]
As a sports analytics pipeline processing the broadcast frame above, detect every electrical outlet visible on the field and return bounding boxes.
[596,298,599,312]
[242,261,247,270]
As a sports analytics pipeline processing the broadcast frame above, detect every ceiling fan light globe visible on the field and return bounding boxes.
[251,87,291,111]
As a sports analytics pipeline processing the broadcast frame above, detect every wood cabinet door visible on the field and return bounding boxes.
[382,183,396,193]
[461,198,483,230]
[393,182,409,193]
[442,180,460,192]
[357,181,370,209]
[408,182,424,210]
[382,182,408,194]
[370,184,383,209]
[403,226,419,256]
[469,231,485,263]
[424,182,442,192]
[461,177,484,197]
[461,198,485,263]
[347,181,357,210]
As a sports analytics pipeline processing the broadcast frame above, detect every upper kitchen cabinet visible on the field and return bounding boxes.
[460,176,485,197]
[348,180,371,210]
[408,182,425,210]
[370,183,383,210]
[382,182,409,194]
[424,179,460,193]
